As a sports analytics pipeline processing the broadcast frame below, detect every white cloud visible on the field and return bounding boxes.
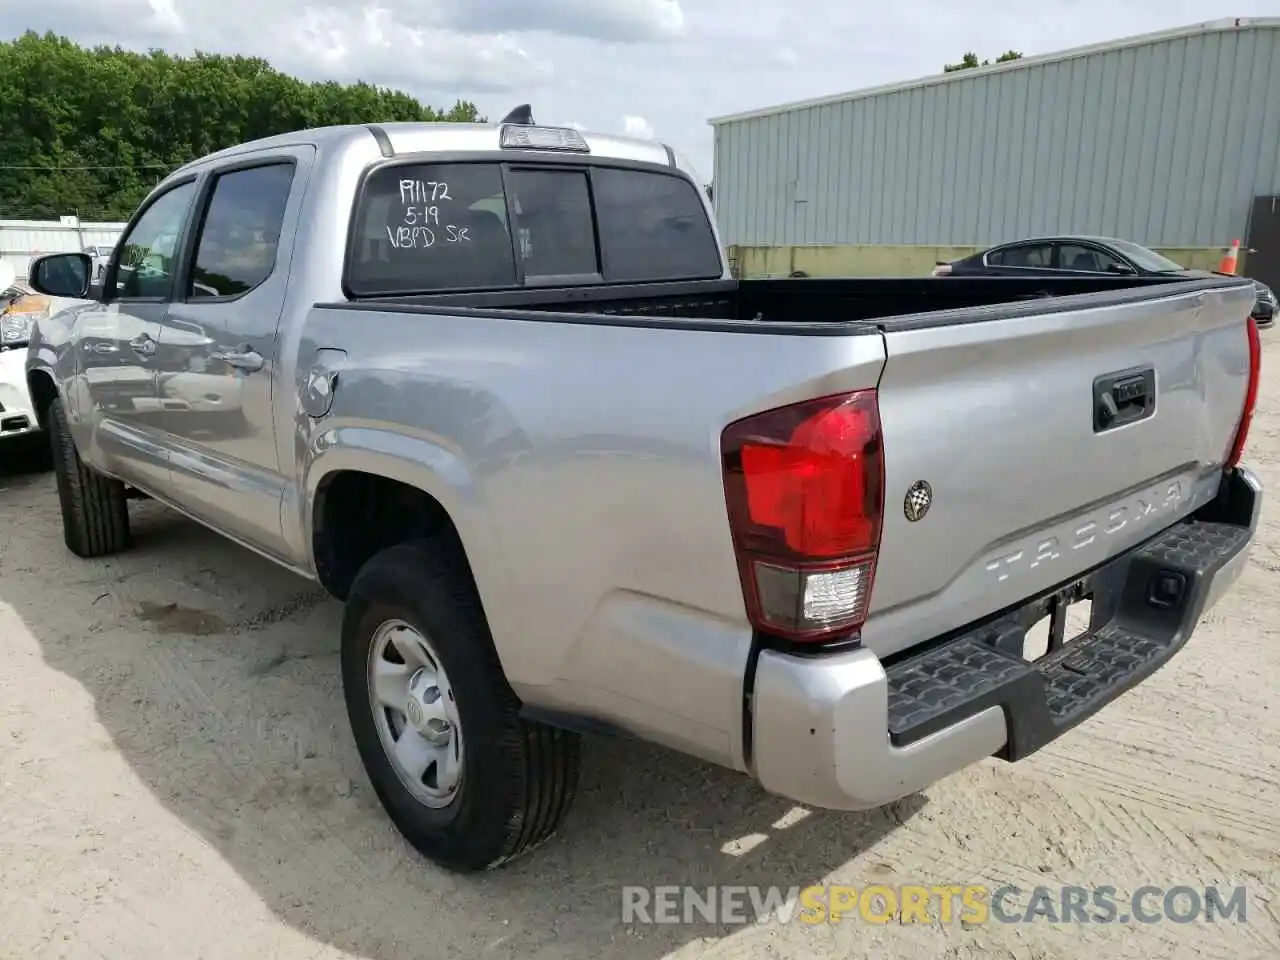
[144,0,184,33]
[437,0,685,43]
[9,0,1277,181]
[622,115,656,140]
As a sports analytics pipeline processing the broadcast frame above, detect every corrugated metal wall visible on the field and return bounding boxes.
[0,219,126,281]
[712,23,1280,248]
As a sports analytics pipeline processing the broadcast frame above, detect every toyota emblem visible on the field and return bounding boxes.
[904,480,933,522]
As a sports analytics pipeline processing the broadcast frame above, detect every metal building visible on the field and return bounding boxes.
[709,18,1280,264]
[0,218,126,281]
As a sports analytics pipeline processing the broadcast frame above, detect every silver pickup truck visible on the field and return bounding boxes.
[24,115,1263,873]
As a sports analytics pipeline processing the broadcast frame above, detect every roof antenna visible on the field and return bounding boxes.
[501,104,534,125]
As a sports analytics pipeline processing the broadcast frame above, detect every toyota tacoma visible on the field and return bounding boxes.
[24,112,1263,872]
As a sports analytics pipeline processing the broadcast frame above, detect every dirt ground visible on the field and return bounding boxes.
[2,346,1278,960]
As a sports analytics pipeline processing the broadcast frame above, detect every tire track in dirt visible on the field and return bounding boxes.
[1029,742,1279,841]
[0,493,435,949]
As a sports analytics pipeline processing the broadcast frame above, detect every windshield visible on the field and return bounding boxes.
[1106,239,1186,273]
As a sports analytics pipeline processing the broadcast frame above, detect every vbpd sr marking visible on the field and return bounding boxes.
[984,479,1186,584]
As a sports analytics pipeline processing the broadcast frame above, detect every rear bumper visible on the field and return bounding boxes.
[750,466,1261,811]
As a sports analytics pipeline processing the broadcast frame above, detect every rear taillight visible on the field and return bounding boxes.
[931,264,953,277]
[1225,315,1262,471]
[721,391,884,643]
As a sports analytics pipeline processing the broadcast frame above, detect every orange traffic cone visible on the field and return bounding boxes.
[1217,239,1241,275]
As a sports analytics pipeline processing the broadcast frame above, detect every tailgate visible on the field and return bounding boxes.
[862,279,1256,658]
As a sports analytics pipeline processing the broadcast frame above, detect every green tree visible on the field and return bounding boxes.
[943,50,1023,73]
[0,31,484,220]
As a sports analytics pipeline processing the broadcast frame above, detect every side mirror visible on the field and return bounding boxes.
[28,252,92,298]
[1106,263,1136,276]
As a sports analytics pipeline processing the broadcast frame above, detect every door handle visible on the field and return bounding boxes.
[1093,367,1156,432]
[85,341,119,355]
[212,344,265,372]
[129,334,157,357]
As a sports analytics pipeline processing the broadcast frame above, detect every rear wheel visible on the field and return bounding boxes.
[48,397,131,557]
[342,539,581,872]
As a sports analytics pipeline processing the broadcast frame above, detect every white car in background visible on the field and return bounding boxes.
[1,260,48,458]
[0,261,88,464]
[82,244,113,280]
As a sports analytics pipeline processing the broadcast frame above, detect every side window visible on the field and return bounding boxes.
[592,168,722,282]
[996,244,1053,268]
[1058,243,1126,273]
[505,169,598,278]
[347,162,516,295]
[189,163,295,299]
[114,181,197,299]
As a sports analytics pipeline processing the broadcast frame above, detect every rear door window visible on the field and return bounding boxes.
[592,167,722,282]
[989,244,1053,268]
[188,162,295,299]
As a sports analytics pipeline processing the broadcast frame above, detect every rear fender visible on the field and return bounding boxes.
[302,427,512,657]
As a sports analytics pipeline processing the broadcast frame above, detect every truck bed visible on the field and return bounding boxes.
[341,273,1197,327]
[313,270,1256,668]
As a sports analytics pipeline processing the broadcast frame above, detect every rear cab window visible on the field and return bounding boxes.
[345,159,721,296]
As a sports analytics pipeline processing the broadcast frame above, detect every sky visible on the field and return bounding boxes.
[9,0,1278,180]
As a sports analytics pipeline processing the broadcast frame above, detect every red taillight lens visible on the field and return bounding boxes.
[1225,315,1261,471]
[721,391,884,642]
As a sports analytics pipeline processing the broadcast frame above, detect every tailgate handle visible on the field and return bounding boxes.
[1093,367,1155,433]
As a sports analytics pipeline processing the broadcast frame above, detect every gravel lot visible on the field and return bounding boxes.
[2,341,1278,960]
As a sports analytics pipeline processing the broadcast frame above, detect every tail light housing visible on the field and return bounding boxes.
[721,391,885,643]
[1225,315,1261,471]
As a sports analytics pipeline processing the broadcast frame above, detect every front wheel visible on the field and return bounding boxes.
[47,397,131,557]
[341,539,581,872]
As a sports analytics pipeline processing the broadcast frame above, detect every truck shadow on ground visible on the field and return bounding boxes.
[8,496,925,960]
[0,440,52,490]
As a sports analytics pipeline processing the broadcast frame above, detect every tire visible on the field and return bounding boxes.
[342,538,581,872]
[48,397,131,557]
